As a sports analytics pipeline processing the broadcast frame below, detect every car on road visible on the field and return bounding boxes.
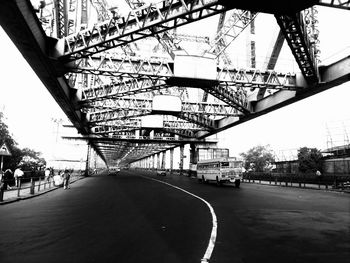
[108,167,120,175]
[156,169,166,176]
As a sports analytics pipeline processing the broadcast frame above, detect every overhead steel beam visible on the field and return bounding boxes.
[59,0,228,62]
[257,30,285,100]
[92,120,204,133]
[204,84,250,114]
[88,108,217,130]
[82,97,241,117]
[218,0,318,14]
[71,55,303,89]
[206,10,258,60]
[88,109,152,123]
[317,0,350,10]
[54,0,68,38]
[275,12,319,85]
[0,0,88,135]
[81,78,169,102]
[62,135,214,144]
[196,53,350,139]
[90,0,111,22]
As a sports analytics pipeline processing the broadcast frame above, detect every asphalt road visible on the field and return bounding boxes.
[0,170,349,263]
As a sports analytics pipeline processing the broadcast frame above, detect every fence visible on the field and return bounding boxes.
[0,172,82,202]
[243,172,350,190]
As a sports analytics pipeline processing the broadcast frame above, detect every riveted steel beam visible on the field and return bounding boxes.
[80,78,169,101]
[70,55,302,90]
[82,97,241,117]
[275,12,319,85]
[206,10,258,60]
[62,135,212,144]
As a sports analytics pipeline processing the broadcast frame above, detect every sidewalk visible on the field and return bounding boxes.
[0,174,85,205]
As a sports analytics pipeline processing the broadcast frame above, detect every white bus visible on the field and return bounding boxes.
[197,157,243,187]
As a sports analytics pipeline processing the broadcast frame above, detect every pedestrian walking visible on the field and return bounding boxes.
[14,167,24,188]
[62,169,71,190]
[316,170,322,184]
[316,170,322,177]
[44,168,51,182]
[3,169,13,190]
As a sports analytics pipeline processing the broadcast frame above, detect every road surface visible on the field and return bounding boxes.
[0,170,349,263]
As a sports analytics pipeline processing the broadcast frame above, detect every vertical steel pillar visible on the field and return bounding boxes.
[85,143,91,176]
[161,152,166,169]
[246,11,256,69]
[179,145,184,176]
[157,153,161,169]
[170,148,174,174]
[189,143,196,177]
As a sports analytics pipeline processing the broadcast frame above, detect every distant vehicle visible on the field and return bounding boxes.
[108,167,120,175]
[197,157,243,187]
[156,169,166,176]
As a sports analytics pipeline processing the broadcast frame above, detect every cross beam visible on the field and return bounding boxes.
[81,97,241,117]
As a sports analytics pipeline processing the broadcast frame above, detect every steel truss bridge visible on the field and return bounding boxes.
[1,0,350,168]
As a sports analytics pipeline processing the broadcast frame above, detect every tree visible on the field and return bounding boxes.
[297,147,323,173]
[0,111,19,170]
[240,145,275,172]
[19,148,46,171]
[0,111,16,148]
[1,111,46,171]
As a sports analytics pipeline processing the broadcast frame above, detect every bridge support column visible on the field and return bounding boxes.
[157,153,161,169]
[179,145,184,176]
[147,156,151,169]
[170,148,174,174]
[161,152,166,169]
[189,143,196,177]
[85,143,91,176]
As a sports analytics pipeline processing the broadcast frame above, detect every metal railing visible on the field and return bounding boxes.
[243,172,350,190]
[0,173,83,202]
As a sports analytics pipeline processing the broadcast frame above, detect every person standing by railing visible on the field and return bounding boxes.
[14,167,24,188]
[4,169,13,190]
[63,169,71,190]
[44,168,51,183]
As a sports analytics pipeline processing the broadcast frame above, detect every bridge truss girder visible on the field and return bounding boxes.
[81,78,169,102]
[60,0,228,62]
[87,109,217,130]
[81,97,241,117]
[275,11,319,85]
[4,0,350,167]
[69,55,302,90]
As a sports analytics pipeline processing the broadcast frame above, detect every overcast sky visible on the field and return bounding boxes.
[0,5,350,161]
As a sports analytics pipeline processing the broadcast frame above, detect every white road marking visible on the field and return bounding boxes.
[141,176,217,263]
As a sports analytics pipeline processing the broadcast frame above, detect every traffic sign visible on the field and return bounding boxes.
[0,143,12,156]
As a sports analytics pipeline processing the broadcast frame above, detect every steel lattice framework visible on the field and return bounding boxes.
[2,0,350,167]
[60,0,229,61]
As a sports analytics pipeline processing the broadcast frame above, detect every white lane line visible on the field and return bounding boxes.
[141,176,217,263]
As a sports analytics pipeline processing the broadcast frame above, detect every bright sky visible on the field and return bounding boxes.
[0,5,350,161]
